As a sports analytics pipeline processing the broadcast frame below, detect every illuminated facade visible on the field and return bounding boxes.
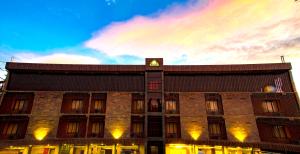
[0,58,300,154]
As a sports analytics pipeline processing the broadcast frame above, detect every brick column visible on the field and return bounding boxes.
[26,92,63,140]
[222,93,260,142]
[104,92,131,139]
[179,92,208,141]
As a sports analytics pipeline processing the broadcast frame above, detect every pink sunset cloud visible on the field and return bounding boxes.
[85,0,300,90]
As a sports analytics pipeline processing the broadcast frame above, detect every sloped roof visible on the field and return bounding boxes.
[6,62,291,74]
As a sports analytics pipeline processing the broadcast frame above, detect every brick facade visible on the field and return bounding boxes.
[1,59,300,153]
[105,92,132,139]
[222,93,260,142]
[179,92,261,143]
[179,93,208,140]
[26,92,63,140]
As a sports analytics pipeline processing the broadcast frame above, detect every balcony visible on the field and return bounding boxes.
[0,116,29,140]
[0,92,34,114]
[57,115,87,138]
[61,93,89,114]
[87,116,105,138]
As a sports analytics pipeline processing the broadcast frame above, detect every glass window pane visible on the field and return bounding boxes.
[67,122,79,134]
[166,100,177,113]
[209,123,221,135]
[273,126,287,138]
[207,100,219,112]
[278,126,286,138]
[11,124,18,135]
[12,99,26,112]
[72,100,83,111]
[263,100,279,113]
[272,102,278,112]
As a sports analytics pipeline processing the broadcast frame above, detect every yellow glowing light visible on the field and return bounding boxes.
[230,127,248,142]
[169,144,190,149]
[111,128,123,139]
[34,128,50,141]
[8,146,28,150]
[189,130,201,140]
[187,122,202,140]
[170,148,188,154]
[264,85,276,93]
[149,60,159,66]
[168,144,192,154]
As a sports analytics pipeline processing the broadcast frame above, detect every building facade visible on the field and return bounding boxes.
[0,58,300,154]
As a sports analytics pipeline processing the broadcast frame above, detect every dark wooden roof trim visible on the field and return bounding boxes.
[164,63,292,73]
[6,62,292,73]
[6,62,145,73]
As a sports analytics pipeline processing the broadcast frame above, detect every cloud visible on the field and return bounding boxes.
[0,45,102,65]
[85,0,300,90]
[13,53,101,64]
[0,46,104,80]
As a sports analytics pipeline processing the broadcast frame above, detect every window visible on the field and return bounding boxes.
[166,101,177,113]
[165,93,179,114]
[11,99,25,113]
[148,116,162,137]
[208,123,221,136]
[58,116,86,138]
[94,100,105,113]
[88,116,105,138]
[262,100,279,113]
[0,116,29,139]
[133,100,144,113]
[131,123,143,137]
[149,99,161,112]
[205,94,223,114]
[2,123,18,136]
[148,81,161,91]
[131,116,144,138]
[166,123,178,137]
[91,122,103,137]
[71,100,82,112]
[166,117,180,138]
[207,117,227,140]
[66,122,79,135]
[132,93,144,113]
[62,93,89,113]
[147,72,162,91]
[273,126,287,139]
[206,100,218,113]
[91,93,106,113]
[148,92,162,112]
[0,93,34,114]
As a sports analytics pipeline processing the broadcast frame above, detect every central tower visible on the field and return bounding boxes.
[145,58,165,154]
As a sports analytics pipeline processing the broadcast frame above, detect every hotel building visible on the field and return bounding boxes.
[0,58,300,154]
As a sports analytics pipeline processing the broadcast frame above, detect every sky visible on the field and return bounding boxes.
[0,0,299,91]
